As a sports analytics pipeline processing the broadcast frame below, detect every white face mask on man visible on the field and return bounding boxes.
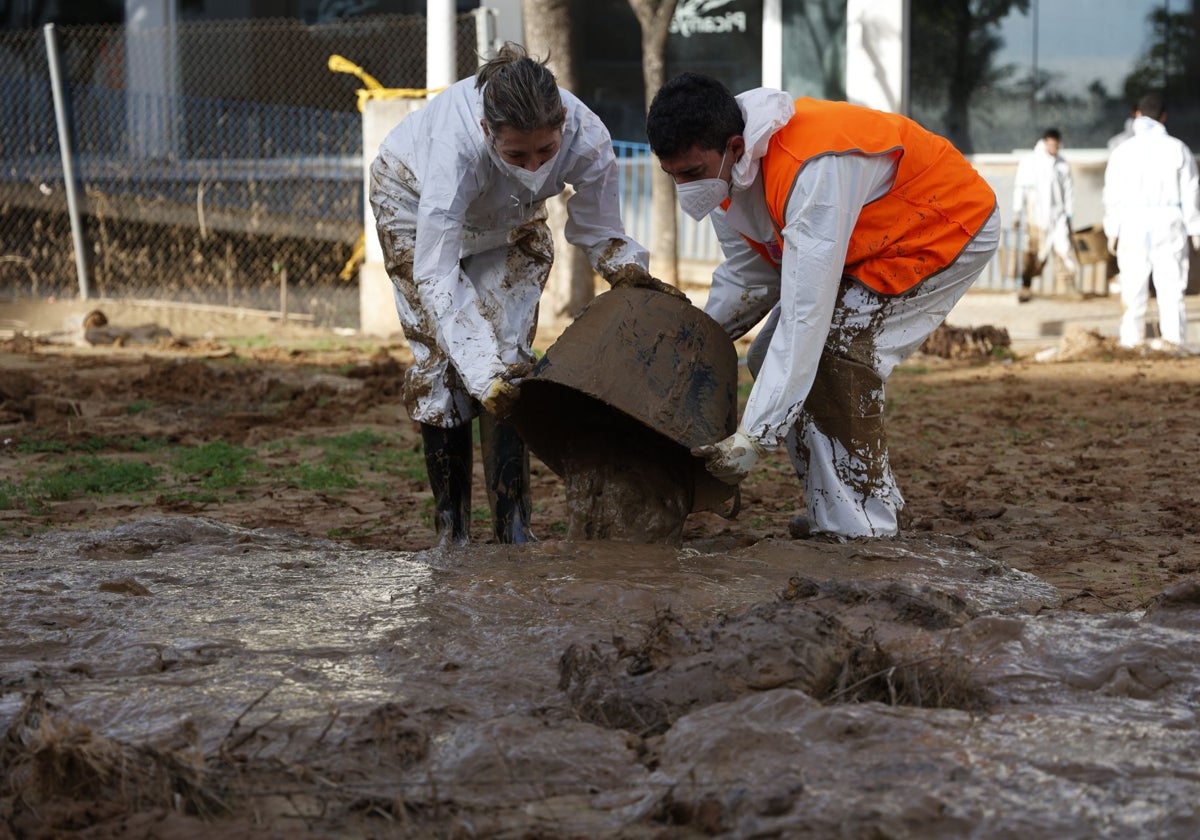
[676,146,730,221]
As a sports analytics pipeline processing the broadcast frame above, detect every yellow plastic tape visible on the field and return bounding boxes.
[329,54,444,111]
[355,86,443,112]
[327,54,384,89]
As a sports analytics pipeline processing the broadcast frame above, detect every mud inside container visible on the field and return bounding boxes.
[516,380,698,543]
[511,288,739,543]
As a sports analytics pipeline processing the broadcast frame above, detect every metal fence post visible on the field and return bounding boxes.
[43,23,91,300]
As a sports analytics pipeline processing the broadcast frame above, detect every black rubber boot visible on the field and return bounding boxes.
[479,413,536,544]
[420,423,472,547]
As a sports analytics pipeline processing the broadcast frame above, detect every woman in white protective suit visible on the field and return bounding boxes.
[1103,93,1200,349]
[1011,128,1077,303]
[369,43,681,547]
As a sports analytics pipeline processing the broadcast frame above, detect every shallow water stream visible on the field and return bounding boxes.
[2,516,1198,837]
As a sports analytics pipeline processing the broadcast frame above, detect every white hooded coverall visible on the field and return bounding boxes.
[1103,115,1200,347]
[1012,138,1077,285]
[703,90,1000,538]
[369,77,648,427]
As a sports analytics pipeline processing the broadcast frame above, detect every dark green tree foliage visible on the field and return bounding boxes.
[909,0,1030,153]
[1122,4,1200,147]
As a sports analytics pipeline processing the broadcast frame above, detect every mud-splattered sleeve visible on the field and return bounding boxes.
[412,142,506,399]
[740,154,894,449]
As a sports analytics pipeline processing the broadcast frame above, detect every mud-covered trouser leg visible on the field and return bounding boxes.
[750,208,1001,537]
[420,423,473,547]
[1049,217,1079,284]
[370,154,553,426]
[1021,225,1046,288]
[793,354,898,536]
[479,412,535,544]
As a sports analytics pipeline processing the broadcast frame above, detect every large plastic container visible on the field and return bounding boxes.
[512,286,739,515]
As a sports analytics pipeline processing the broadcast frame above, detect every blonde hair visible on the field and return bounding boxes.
[475,42,564,135]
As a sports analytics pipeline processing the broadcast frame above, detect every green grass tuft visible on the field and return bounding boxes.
[172,441,256,489]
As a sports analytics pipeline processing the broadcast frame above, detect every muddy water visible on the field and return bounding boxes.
[3,516,1199,837]
[561,451,692,543]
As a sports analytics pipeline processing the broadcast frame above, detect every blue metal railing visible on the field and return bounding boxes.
[612,139,723,264]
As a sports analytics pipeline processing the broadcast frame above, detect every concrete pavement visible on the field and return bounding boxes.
[945,289,1200,351]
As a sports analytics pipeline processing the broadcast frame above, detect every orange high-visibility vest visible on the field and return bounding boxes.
[757,98,996,295]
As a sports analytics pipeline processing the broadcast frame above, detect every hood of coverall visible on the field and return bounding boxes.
[730,88,796,193]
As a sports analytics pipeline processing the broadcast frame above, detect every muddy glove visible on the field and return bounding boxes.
[480,362,533,418]
[507,222,553,263]
[481,378,519,418]
[608,264,689,302]
[691,429,763,486]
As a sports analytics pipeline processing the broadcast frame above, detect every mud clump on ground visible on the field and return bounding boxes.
[1,692,227,832]
[559,580,989,737]
[1031,324,1195,362]
[559,602,856,734]
[920,322,1011,359]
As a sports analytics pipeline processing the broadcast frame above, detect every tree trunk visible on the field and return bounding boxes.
[521,0,595,322]
[628,0,679,287]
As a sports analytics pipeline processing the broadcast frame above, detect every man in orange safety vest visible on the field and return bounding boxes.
[647,72,999,539]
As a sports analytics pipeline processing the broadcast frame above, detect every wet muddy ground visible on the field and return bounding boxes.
[2,315,1200,837]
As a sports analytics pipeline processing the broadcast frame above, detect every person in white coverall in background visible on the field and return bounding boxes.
[1011,128,1077,303]
[646,72,999,540]
[1103,92,1200,349]
[370,43,682,547]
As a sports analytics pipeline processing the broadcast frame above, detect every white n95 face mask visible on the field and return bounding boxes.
[677,177,729,221]
[675,147,730,221]
[489,143,560,194]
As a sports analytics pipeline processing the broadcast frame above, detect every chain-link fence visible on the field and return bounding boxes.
[1,14,480,328]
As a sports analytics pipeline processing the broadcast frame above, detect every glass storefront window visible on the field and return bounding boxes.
[577,0,766,142]
[910,0,1199,153]
[667,0,763,96]
[782,0,846,100]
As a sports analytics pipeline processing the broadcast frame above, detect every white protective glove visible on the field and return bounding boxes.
[1190,235,1200,252]
[691,429,763,485]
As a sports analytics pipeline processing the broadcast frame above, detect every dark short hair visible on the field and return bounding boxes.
[1042,127,1061,142]
[646,72,745,158]
[1137,92,1166,120]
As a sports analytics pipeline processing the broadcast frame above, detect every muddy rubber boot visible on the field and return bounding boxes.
[479,413,536,544]
[420,423,472,547]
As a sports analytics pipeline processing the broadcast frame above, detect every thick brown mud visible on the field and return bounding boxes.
[3,315,1200,836]
[2,517,1199,837]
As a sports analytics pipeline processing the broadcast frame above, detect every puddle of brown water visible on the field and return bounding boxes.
[2,516,1198,837]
